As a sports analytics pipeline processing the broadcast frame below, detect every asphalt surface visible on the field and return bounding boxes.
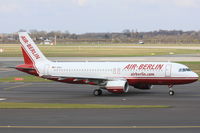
[0,57,200,133]
[0,61,27,78]
[0,82,200,133]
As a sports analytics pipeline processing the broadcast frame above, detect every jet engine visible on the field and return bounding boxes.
[133,84,153,90]
[105,80,129,93]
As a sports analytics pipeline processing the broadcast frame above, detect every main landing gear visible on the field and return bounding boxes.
[93,89,103,96]
[168,85,175,96]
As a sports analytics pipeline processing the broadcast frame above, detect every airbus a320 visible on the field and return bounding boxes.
[14,32,199,96]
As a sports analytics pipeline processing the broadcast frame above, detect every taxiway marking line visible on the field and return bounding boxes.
[3,83,32,91]
[0,126,200,129]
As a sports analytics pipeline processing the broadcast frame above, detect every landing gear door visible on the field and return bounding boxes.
[165,64,172,77]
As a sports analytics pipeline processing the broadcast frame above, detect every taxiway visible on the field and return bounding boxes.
[0,82,200,133]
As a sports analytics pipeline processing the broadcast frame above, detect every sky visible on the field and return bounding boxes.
[0,0,200,33]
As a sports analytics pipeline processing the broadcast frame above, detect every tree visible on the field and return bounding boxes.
[122,29,131,38]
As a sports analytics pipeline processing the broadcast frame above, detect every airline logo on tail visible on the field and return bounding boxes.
[21,36,41,59]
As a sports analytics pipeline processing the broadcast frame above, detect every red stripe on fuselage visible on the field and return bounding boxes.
[127,77,198,85]
[43,76,198,86]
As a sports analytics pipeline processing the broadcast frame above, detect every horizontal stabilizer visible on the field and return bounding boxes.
[9,66,35,70]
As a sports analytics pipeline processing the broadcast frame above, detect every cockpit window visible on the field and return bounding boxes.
[179,68,191,72]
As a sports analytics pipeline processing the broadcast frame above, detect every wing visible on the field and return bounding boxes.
[42,75,107,80]
[41,75,118,85]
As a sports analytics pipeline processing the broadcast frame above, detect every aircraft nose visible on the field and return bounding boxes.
[193,72,199,81]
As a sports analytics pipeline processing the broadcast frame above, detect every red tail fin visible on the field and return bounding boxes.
[21,47,33,65]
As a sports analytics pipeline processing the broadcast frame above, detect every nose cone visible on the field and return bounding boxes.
[192,72,199,82]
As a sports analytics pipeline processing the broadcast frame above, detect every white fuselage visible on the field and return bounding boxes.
[35,61,198,85]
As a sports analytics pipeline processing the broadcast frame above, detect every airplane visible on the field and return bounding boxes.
[14,32,199,96]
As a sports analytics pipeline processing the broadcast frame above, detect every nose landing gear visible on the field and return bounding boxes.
[168,85,175,96]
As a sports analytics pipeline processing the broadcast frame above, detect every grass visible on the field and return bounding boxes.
[1,43,200,47]
[0,102,170,109]
[0,44,200,57]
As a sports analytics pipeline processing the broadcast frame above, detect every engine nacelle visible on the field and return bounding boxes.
[133,84,153,90]
[105,81,129,94]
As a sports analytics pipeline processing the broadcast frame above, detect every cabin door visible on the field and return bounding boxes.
[165,64,172,77]
[113,68,121,74]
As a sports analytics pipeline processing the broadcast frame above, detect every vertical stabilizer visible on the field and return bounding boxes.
[18,32,49,64]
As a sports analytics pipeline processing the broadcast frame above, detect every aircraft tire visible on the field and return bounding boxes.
[169,90,175,96]
[93,89,102,96]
